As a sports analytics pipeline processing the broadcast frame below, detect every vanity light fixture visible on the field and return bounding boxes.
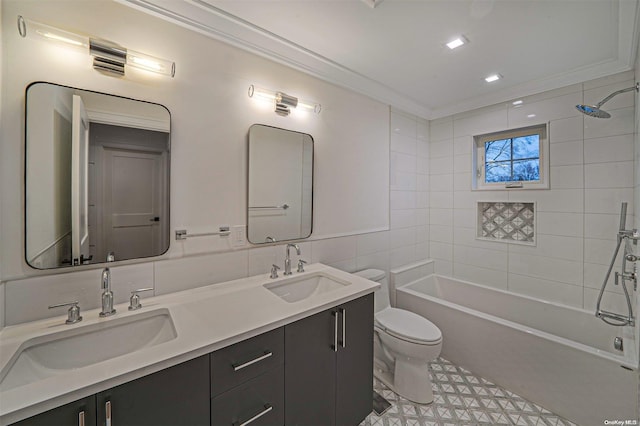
[248,85,321,116]
[484,74,502,83]
[17,15,175,78]
[446,36,467,50]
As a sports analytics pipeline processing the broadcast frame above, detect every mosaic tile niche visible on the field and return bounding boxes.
[477,202,535,244]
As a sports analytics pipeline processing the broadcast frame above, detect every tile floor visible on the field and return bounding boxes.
[360,357,576,426]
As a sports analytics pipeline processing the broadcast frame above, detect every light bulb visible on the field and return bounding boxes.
[297,100,322,114]
[248,85,277,103]
[20,17,89,50]
[127,50,175,77]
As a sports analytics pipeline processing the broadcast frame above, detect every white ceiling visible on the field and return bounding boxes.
[123,0,640,119]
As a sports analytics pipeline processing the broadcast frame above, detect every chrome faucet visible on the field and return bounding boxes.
[100,253,116,317]
[284,243,301,275]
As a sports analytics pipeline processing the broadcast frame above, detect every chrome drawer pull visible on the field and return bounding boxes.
[340,308,346,348]
[232,351,273,371]
[332,311,338,352]
[78,410,85,426]
[233,403,273,426]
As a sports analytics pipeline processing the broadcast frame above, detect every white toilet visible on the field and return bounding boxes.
[355,269,442,404]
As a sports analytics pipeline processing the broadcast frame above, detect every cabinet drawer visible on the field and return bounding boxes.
[211,327,284,397]
[211,366,284,426]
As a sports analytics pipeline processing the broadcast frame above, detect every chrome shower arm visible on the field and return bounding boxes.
[596,83,639,108]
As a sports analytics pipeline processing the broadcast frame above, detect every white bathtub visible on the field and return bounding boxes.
[392,261,638,425]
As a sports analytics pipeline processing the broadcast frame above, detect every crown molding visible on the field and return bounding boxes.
[118,0,431,117]
[119,0,639,120]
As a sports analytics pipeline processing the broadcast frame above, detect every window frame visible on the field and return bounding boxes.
[472,124,549,191]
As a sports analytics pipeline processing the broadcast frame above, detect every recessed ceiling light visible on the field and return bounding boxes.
[446,37,467,50]
[527,114,536,118]
[485,74,501,83]
[512,100,523,106]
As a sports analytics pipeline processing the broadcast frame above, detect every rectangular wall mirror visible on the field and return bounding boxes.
[248,124,313,244]
[25,82,171,269]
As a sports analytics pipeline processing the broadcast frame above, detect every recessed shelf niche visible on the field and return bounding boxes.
[477,201,535,245]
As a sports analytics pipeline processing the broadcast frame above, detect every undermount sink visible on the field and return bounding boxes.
[0,309,176,392]
[264,273,350,303]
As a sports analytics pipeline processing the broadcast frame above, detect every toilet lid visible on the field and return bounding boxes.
[375,308,442,344]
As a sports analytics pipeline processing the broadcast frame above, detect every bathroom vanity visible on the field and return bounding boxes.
[0,264,378,426]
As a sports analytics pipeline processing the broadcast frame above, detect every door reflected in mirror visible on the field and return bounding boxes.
[25,82,171,269]
[248,124,313,244]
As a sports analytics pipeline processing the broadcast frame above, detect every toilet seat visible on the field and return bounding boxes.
[375,308,442,345]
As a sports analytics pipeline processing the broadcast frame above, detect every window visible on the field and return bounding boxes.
[473,124,548,190]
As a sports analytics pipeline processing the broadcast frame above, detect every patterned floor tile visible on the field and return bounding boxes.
[360,357,576,426]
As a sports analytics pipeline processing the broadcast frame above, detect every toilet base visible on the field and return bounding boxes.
[374,360,434,405]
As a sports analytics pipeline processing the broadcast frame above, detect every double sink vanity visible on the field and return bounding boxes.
[0,264,379,425]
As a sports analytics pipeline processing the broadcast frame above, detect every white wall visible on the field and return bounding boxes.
[0,0,4,329]
[429,71,636,316]
[0,0,430,326]
[1,0,390,279]
[634,39,640,417]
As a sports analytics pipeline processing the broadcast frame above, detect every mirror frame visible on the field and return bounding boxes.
[24,81,172,269]
[247,124,314,245]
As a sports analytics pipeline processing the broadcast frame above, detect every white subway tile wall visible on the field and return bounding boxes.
[431,70,636,310]
[389,109,431,267]
[5,263,155,324]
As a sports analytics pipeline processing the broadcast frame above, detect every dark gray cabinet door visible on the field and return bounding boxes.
[11,396,96,426]
[285,308,337,426]
[336,294,374,426]
[285,294,375,426]
[96,355,209,426]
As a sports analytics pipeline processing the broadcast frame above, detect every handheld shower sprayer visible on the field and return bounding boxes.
[595,202,637,326]
[576,83,639,118]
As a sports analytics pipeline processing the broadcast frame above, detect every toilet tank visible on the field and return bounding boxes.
[354,269,390,312]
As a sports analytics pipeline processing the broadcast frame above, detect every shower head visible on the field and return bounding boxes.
[575,82,639,119]
[575,104,610,118]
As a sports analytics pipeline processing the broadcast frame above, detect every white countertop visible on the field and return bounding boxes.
[0,263,379,425]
